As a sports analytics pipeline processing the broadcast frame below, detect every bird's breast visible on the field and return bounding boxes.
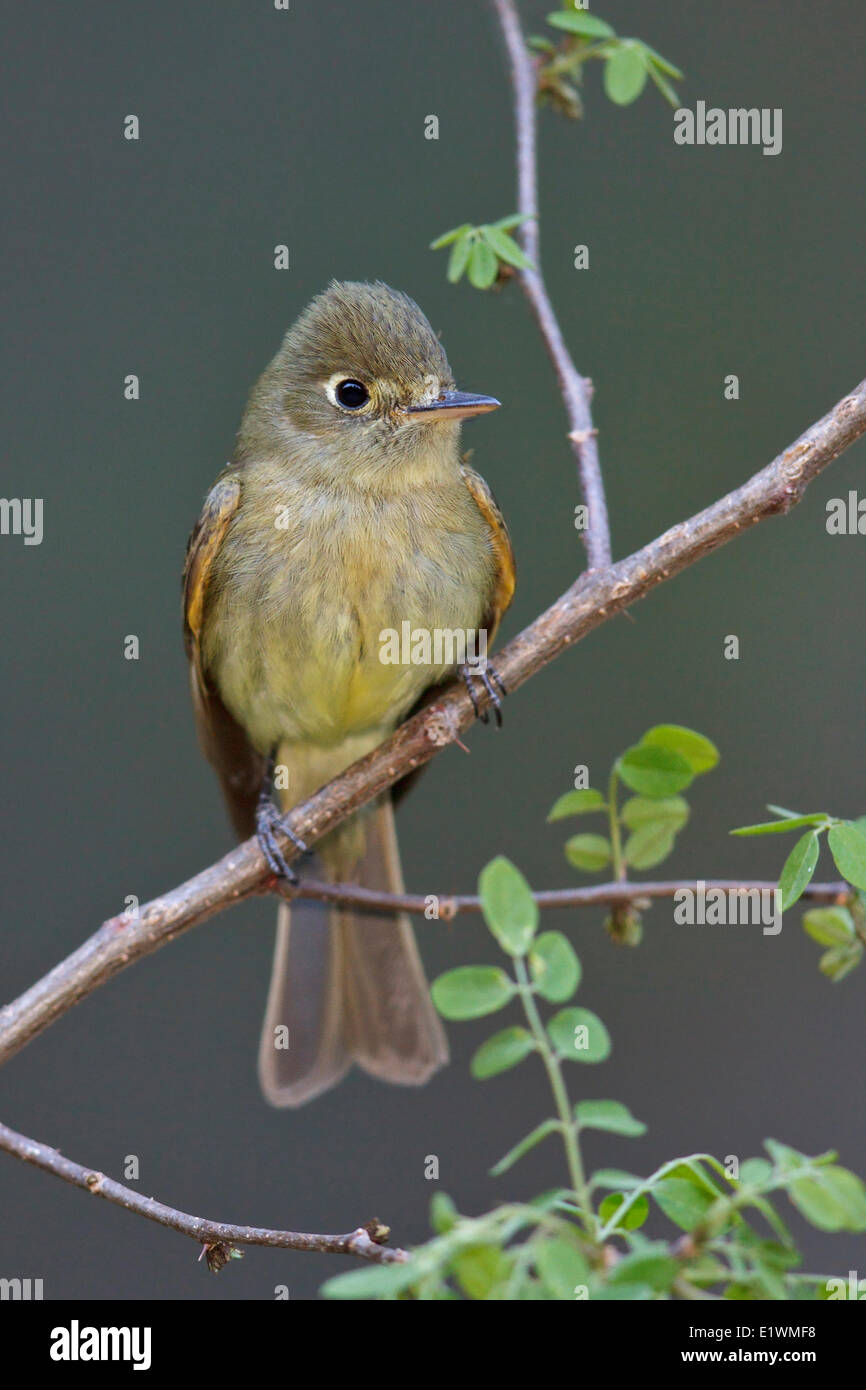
[204,471,494,751]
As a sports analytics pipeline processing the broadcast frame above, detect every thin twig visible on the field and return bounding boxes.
[1,377,864,1070]
[285,878,851,919]
[492,0,611,569]
[0,1120,408,1264]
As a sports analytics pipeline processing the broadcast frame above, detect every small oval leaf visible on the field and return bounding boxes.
[547,788,606,821]
[431,965,515,1020]
[640,725,718,774]
[547,1007,611,1062]
[618,745,693,798]
[802,907,855,947]
[467,238,498,289]
[470,1026,535,1079]
[599,1192,649,1231]
[604,45,649,105]
[575,1099,646,1136]
[564,833,611,872]
[530,931,582,1002]
[478,856,538,956]
[828,822,866,892]
[779,830,820,911]
[624,822,676,870]
[546,11,616,39]
[446,230,473,283]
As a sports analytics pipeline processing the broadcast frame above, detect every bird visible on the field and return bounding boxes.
[182,280,515,1105]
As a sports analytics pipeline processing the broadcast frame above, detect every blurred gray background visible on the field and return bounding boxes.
[1,0,864,1299]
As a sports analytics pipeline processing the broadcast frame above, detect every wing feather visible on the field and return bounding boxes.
[182,471,264,838]
[460,462,516,640]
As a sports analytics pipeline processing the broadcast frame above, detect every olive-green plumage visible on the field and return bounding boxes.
[184,281,514,1105]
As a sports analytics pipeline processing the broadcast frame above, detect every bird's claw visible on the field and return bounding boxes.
[459,663,507,728]
[256,757,309,884]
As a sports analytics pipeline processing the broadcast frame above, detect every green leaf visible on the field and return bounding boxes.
[547,788,606,820]
[529,931,581,1002]
[646,64,680,108]
[624,822,676,870]
[818,1167,866,1230]
[430,223,471,250]
[471,1026,535,1079]
[622,794,688,868]
[546,11,615,39]
[478,856,539,956]
[653,1177,715,1231]
[640,725,719,774]
[593,1281,655,1300]
[431,966,515,1020]
[492,213,530,231]
[788,1175,853,1233]
[321,1259,421,1299]
[453,1245,512,1299]
[575,1099,646,1136]
[621,795,689,831]
[783,1160,866,1233]
[819,944,863,981]
[481,224,533,269]
[640,43,684,79]
[731,814,829,836]
[490,1118,561,1177]
[618,745,693,798]
[548,1007,611,1062]
[446,230,473,283]
[608,1250,679,1291]
[598,1192,649,1231]
[592,1168,642,1190]
[604,44,648,105]
[779,830,820,911]
[802,907,856,947]
[534,1237,590,1299]
[738,1231,800,1269]
[430,1191,459,1234]
[828,822,866,891]
[764,1138,829,1171]
[738,1158,773,1188]
[467,239,498,289]
[564,833,611,872]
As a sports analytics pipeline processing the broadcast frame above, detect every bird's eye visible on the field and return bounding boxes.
[335,379,369,410]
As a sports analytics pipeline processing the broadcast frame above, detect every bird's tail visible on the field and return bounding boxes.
[257,796,449,1107]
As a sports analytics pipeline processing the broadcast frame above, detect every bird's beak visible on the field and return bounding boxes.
[401,390,501,423]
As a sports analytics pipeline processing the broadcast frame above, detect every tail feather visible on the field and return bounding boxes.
[257,798,448,1107]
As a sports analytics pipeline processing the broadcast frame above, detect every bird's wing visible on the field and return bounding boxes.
[182,470,265,839]
[460,461,516,641]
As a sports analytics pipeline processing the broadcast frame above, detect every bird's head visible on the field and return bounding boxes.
[236,281,499,487]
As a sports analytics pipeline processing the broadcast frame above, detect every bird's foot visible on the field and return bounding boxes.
[256,759,309,884]
[459,663,507,728]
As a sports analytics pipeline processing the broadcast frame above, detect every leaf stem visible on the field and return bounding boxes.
[514,957,594,1237]
[607,767,626,881]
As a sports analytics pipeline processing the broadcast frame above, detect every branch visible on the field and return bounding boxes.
[492,0,611,569]
[285,878,852,919]
[0,1119,407,1266]
[1,376,864,1070]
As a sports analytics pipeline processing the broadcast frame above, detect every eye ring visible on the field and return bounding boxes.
[334,378,369,410]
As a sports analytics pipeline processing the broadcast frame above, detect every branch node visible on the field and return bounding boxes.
[568,427,598,446]
[425,705,462,747]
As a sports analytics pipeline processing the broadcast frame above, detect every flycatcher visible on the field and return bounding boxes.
[183,281,515,1105]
